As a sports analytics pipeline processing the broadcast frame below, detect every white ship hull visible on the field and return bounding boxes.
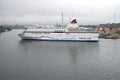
[19,30,99,42]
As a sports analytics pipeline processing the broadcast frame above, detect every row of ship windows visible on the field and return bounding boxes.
[54,30,66,32]
[30,33,70,34]
[31,33,49,34]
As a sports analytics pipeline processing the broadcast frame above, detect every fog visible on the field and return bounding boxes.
[0,0,120,25]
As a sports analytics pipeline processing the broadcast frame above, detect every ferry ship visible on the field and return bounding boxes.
[18,19,100,42]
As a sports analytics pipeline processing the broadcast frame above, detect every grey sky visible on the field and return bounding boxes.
[0,0,120,25]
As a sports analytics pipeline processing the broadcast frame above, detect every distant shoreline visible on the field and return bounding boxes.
[0,26,11,33]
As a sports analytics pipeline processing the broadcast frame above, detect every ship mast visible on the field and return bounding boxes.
[61,12,63,27]
[114,13,116,23]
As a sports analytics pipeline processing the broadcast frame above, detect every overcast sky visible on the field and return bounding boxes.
[0,0,120,25]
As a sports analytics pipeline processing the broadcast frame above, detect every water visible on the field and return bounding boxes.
[0,30,120,80]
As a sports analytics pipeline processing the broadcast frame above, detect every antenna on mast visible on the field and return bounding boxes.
[69,17,71,22]
[61,12,63,27]
[114,13,116,23]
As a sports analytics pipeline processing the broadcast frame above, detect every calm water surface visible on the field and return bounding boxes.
[0,30,120,80]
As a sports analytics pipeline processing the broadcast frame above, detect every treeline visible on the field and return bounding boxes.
[80,23,120,28]
[99,23,120,28]
[0,26,11,33]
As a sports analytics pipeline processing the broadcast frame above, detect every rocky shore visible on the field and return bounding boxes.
[99,28,120,39]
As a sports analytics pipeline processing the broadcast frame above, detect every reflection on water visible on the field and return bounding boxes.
[19,40,100,67]
[67,42,99,65]
[0,30,120,80]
